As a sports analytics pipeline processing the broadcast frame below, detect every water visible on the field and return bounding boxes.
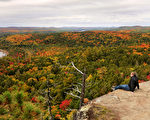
[0,52,6,58]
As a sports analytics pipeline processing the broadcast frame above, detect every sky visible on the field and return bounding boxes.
[0,0,150,27]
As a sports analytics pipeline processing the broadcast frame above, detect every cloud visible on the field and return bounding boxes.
[0,0,150,27]
[0,0,11,2]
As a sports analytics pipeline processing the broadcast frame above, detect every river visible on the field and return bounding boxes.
[0,51,6,58]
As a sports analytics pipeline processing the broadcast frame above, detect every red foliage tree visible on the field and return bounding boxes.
[31,97,37,103]
[147,73,150,80]
[59,99,71,111]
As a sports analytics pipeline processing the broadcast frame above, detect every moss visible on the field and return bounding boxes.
[66,109,77,120]
[87,104,119,120]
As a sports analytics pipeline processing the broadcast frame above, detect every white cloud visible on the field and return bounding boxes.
[0,0,11,1]
[0,0,150,27]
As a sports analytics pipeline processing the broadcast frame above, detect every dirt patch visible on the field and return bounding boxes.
[87,104,119,120]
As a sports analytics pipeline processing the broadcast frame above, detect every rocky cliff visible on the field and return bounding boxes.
[76,81,150,120]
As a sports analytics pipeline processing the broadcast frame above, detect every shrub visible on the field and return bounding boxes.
[12,108,22,119]
[66,109,77,120]
[31,97,37,103]
[23,103,34,119]
[3,91,12,104]
[25,103,33,112]
[37,95,45,103]
[0,95,4,105]
[0,108,7,115]
[60,99,72,110]
[35,108,41,115]
[16,92,24,107]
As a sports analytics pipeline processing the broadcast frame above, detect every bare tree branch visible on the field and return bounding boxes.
[70,62,86,109]
[64,92,81,99]
[72,88,81,94]
[71,62,83,75]
[77,83,83,86]
[72,85,81,93]
[66,108,72,111]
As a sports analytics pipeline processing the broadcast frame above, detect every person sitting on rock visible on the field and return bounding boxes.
[112,72,139,92]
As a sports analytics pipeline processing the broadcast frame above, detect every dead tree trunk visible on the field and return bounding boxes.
[71,62,86,109]
[79,68,86,109]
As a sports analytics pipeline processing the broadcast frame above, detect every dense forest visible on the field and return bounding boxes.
[0,30,150,119]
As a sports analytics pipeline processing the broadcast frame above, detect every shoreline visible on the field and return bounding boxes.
[0,49,8,57]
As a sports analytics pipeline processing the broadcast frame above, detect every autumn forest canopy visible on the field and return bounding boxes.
[0,29,150,119]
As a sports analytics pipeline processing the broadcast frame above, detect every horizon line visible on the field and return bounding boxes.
[0,25,150,28]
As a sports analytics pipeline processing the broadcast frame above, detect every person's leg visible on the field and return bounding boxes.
[115,84,130,91]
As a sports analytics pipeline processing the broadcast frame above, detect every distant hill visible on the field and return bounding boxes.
[0,27,58,33]
[113,26,150,32]
[0,27,115,33]
[0,26,150,33]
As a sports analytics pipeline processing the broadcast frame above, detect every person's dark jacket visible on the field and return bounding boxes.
[128,75,139,92]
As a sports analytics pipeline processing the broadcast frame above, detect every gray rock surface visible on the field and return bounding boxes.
[91,81,150,120]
